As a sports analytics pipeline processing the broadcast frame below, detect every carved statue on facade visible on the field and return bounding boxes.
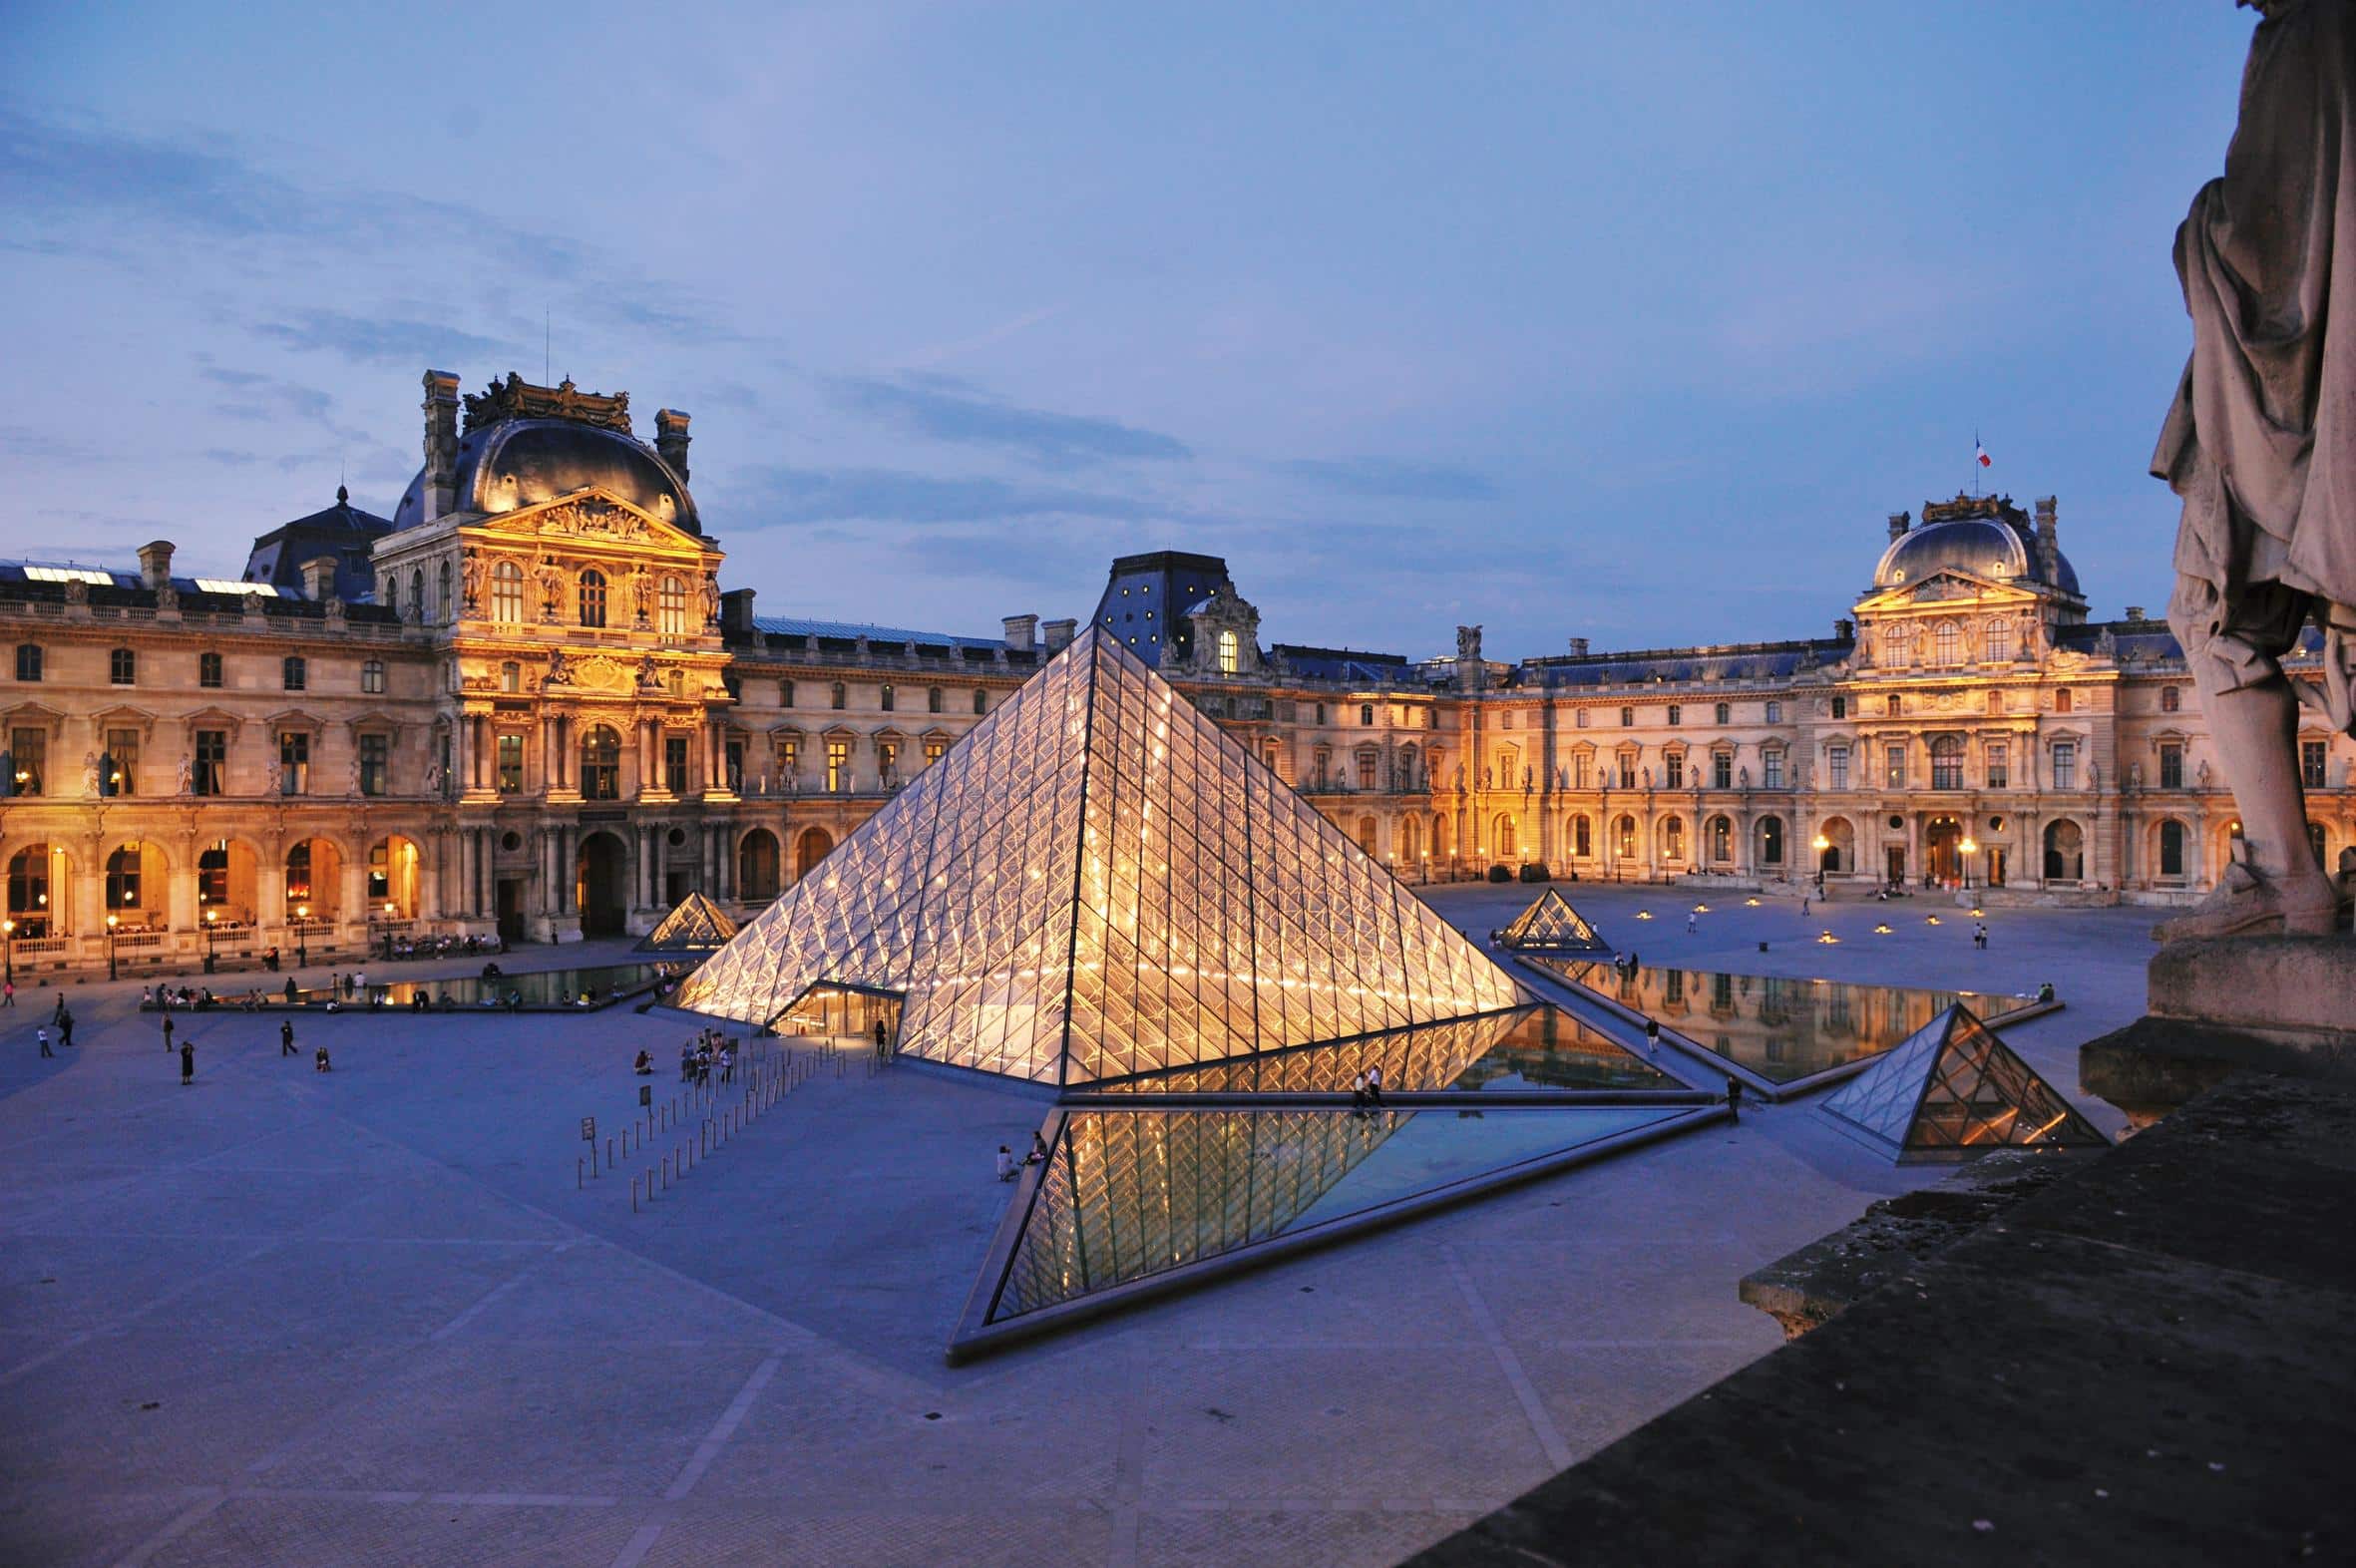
[536,560,564,620]
[83,752,100,797]
[546,648,574,686]
[460,550,484,610]
[177,754,194,794]
[263,756,280,796]
[2153,0,2356,940]
[636,653,661,691]
[631,567,653,624]
[424,762,443,796]
[700,572,722,626]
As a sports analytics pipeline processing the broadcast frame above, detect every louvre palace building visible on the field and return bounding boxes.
[1,369,2349,979]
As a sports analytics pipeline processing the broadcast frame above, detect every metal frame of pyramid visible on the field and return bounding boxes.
[675,627,1527,1086]
[1820,1001,2109,1162]
[632,890,741,955]
[1495,888,1612,954]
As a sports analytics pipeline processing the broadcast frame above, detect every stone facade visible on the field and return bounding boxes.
[1,372,2349,978]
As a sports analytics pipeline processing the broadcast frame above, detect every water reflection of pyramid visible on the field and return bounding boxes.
[1821,1002,2108,1161]
[1497,889,1611,954]
[633,891,740,954]
[676,628,1524,1084]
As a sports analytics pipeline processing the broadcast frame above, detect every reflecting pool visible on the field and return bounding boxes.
[1526,957,2037,1086]
[159,962,682,1012]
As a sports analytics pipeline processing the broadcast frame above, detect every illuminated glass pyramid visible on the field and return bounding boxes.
[634,890,740,955]
[1821,1002,2108,1162]
[1496,888,1612,954]
[676,627,1525,1084]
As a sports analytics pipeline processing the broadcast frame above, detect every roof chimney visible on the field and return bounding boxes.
[298,555,339,600]
[719,587,754,636]
[1834,617,1855,639]
[1566,636,1589,656]
[654,408,691,483]
[1041,617,1076,651]
[2035,495,2060,583]
[1886,511,1911,542]
[1001,613,1038,652]
[2125,604,2146,622]
[137,540,175,591]
[422,369,461,522]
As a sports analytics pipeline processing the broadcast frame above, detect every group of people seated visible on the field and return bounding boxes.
[994,1131,1053,1181]
[145,983,219,1010]
[382,933,506,961]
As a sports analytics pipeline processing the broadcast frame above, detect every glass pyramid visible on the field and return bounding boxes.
[1496,889,1612,954]
[633,890,741,955]
[675,627,1526,1085]
[1820,1002,2109,1161]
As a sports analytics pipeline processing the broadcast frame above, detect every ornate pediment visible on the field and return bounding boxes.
[472,489,707,555]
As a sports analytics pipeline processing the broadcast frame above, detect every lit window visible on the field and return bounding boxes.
[658,576,687,636]
[491,561,525,623]
[497,734,524,793]
[358,733,389,796]
[1217,630,1239,674]
[579,570,607,628]
[825,739,850,792]
[8,727,47,796]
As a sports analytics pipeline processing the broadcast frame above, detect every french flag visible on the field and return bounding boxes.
[1975,436,1992,469]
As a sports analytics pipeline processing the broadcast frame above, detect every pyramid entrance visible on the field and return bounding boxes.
[1821,1002,2108,1162]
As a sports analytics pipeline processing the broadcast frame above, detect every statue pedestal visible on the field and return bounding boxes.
[2080,936,2356,1123]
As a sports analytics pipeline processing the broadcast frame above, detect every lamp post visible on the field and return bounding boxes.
[2,917,13,988]
[1960,835,1978,892]
[105,912,119,981]
[294,904,309,970]
[203,907,218,974]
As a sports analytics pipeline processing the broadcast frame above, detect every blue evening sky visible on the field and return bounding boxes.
[0,2,2252,660]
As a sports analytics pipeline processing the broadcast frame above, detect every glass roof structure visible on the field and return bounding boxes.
[633,891,740,955]
[1820,1002,2108,1162]
[676,627,1525,1085]
[1496,889,1613,954]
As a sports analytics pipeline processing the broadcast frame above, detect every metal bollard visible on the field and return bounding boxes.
[607,1135,615,1171]
[631,1175,639,1214]
[662,1152,670,1189]
[577,1157,583,1189]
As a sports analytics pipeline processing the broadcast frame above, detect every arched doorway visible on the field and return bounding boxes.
[6,843,63,937]
[2043,820,2085,884]
[1757,816,1785,870]
[1816,816,1853,875]
[737,829,780,903]
[283,838,342,922]
[1659,816,1685,863]
[1492,815,1516,861]
[1925,816,1963,886]
[795,826,835,881]
[577,831,629,937]
[1708,814,1734,865]
[195,837,260,924]
[367,836,421,919]
[106,841,167,928]
[1357,816,1378,858]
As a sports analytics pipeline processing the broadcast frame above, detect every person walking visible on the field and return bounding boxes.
[37,1025,53,1058]
[873,1016,890,1060]
[280,1019,296,1057]
[1367,1063,1385,1109]
[1800,896,1810,917]
[2,978,14,1007]
[179,1040,195,1085]
[1686,913,1698,935]
[56,1006,73,1048]
[1644,1018,1662,1054]
[162,1013,175,1053]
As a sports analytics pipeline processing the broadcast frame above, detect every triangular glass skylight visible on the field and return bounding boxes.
[676,627,1526,1084]
[633,890,740,954]
[1821,1002,2108,1161]
[1496,889,1612,954]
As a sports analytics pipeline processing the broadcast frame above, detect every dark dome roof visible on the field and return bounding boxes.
[1874,515,2079,596]
[392,418,697,531]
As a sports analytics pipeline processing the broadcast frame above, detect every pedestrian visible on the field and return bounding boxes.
[634,1049,653,1075]
[995,1144,1017,1182]
[1367,1063,1384,1109]
[679,1043,694,1082]
[1627,951,1641,977]
[57,1007,73,1047]
[314,1044,332,1073]
[873,1016,889,1059]
[2,978,13,1007]
[1028,1130,1050,1165]
[1686,913,1697,935]
[37,1025,53,1058]
[1645,1018,1661,1053]
[1726,1076,1744,1122]
[1800,896,1809,917]
[284,978,298,1002]
[162,1013,175,1052]
[179,1040,195,1085]
[1351,1069,1371,1113]
[280,1019,296,1057]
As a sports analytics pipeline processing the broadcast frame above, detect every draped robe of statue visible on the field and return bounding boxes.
[2158,0,2356,731]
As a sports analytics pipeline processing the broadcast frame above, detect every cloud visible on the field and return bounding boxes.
[831,373,1192,468]
[201,448,261,466]
[251,310,510,367]
[1275,456,1499,501]
[723,464,1185,529]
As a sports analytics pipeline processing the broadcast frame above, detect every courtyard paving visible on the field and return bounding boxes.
[0,888,2151,1566]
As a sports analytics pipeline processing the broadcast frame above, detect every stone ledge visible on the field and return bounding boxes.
[2149,935,2356,1043]
[1402,1076,2356,1568]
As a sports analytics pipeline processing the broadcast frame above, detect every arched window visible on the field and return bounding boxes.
[438,561,452,621]
[1217,629,1239,674]
[2043,820,2085,883]
[491,561,525,622]
[2160,819,2187,879]
[928,686,944,714]
[1662,817,1686,860]
[1493,815,1516,859]
[580,726,621,800]
[1400,817,1421,863]
[1930,734,1964,790]
[1358,816,1378,856]
[1710,815,1733,862]
[7,844,55,937]
[1985,617,2014,663]
[657,576,686,636]
[1759,816,1785,865]
[197,841,229,908]
[1933,620,1960,665]
[409,570,425,619]
[737,829,781,902]
[1614,814,1637,859]
[578,570,607,628]
[106,843,148,911]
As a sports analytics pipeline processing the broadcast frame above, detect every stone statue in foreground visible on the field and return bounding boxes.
[2155,0,2356,940]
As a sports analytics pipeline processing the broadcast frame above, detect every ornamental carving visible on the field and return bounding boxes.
[463,373,631,435]
[536,497,648,541]
[572,655,632,693]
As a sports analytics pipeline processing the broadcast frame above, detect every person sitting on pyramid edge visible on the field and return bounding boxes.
[2155,0,2356,941]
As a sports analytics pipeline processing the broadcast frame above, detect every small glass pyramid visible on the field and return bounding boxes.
[675,627,1526,1085]
[633,890,740,955]
[1496,889,1612,954]
[1821,1002,2108,1161]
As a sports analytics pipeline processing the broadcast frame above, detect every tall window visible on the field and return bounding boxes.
[107,845,144,911]
[358,733,389,796]
[1712,752,1733,789]
[1885,694,1902,716]
[781,679,796,707]
[657,576,686,636]
[2160,686,2181,713]
[438,561,452,622]
[777,736,800,782]
[579,570,607,628]
[13,644,40,682]
[725,739,744,793]
[880,683,895,712]
[973,689,987,715]
[1620,707,1634,727]
[924,738,947,769]
[197,841,230,909]
[497,733,524,793]
[9,728,46,796]
[664,736,690,794]
[1986,742,2009,790]
[928,686,944,714]
[2302,739,2327,788]
[1765,700,1782,723]
[491,561,525,623]
[825,739,850,792]
[8,845,52,936]
[879,740,900,786]
[361,658,385,694]
[1667,704,1682,726]
[410,570,425,620]
[1361,703,1375,726]
[1986,617,2014,662]
[1930,735,1964,790]
[1217,630,1239,674]
[194,728,226,795]
[1617,754,1637,789]
[1761,817,1785,865]
[104,729,139,796]
[1884,743,1906,789]
[110,647,136,685]
[199,650,222,688]
[1664,752,1685,789]
[2055,688,2073,714]
[1987,690,2006,713]
[278,731,309,794]
[830,682,846,710]
[1932,621,1960,666]
[2160,743,2183,789]
[1715,702,1730,725]
[2160,819,2187,879]
[1357,750,1377,789]
[2052,740,2078,790]
[1827,746,1849,790]
[285,842,312,906]
[282,655,306,691]
[500,661,520,693]
[1573,815,1592,857]
[1830,695,1846,719]
[1711,816,1732,862]
[1763,750,1784,789]
[581,727,620,800]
